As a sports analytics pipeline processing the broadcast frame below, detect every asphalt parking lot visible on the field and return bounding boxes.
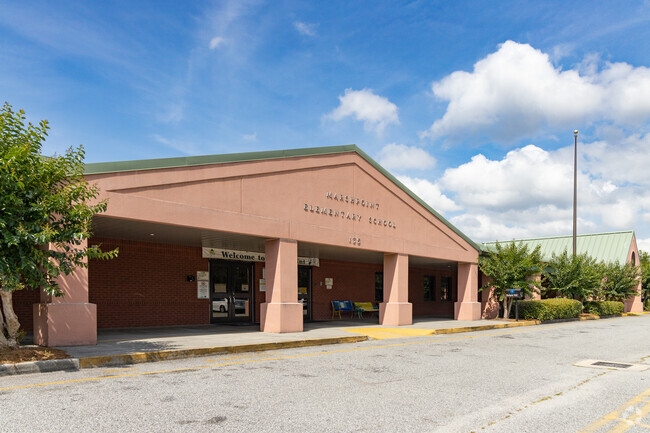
[1,315,648,432]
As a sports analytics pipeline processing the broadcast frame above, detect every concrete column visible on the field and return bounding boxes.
[260,238,302,332]
[454,263,481,320]
[624,281,643,313]
[379,253,412,326]
[33,239,97,346]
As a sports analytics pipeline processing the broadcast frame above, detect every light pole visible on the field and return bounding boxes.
[573,130,578,257]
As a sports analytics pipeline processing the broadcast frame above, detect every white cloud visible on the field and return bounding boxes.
[209,36,226,49]
[152,134,200,155]
[397,176,460,214]
[294,21,317,37]
[377,144,436,171]
[437,137,650,242]
[325,88,399,134]
[424,40,650,142]
[243,132,257,141]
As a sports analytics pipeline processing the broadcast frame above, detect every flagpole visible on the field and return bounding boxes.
[573,130,578,257]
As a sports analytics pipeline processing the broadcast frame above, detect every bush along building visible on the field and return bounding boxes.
[480,231,644,319]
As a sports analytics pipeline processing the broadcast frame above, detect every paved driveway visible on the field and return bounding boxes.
[1,315,649,432]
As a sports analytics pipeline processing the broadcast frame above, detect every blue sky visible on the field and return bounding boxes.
[3,0,650,247]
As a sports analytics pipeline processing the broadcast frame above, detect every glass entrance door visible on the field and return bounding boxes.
[298,265,312,321]
[210,260,253,323]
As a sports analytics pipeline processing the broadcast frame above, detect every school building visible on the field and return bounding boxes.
[18,145,484,346]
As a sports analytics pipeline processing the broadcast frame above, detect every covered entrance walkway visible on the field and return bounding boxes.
[27,146,483,346]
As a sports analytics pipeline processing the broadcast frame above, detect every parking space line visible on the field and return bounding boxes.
[578,387,650,432]
[0,323,573,392]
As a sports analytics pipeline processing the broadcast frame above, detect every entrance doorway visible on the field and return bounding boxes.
[210,260,254,323]
[298,265,312,321]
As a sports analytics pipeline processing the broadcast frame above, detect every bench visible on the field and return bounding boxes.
[331,301,357,319]
[353,302,379,319]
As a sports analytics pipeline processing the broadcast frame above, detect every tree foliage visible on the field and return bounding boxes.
[542,252,603,301]
[0,103,117,347]
[599,261,640,302]
[479,241,543,319]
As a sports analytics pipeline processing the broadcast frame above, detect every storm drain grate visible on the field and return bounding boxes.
[591,361,632,369]
[574,359,649,372]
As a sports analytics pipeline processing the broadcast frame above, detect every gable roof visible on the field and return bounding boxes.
[84,145,482,253]
[482,231,635,264]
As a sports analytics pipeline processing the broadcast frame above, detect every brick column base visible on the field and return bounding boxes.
[379,302,412,326]
[33,303,97,346]
[260,302,303,333]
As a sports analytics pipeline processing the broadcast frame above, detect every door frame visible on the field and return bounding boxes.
[209,259,255,324]
[298,265,312,322]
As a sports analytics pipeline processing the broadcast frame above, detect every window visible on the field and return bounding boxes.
[375,272,383,302]
[440,276,452,301]
[423,275,435,301]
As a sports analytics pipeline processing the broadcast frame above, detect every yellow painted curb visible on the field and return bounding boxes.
[343,320,540,339]
[341,328,436,340]
[434,321,540,335]
[79,335,367,368]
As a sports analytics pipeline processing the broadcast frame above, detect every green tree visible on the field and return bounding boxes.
[0,103,117,348]
[599,261,640,302]
[479,241,543,319]
[542,251,603,302]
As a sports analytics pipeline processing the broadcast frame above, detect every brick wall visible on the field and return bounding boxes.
[11,238,462,332]
[11,288,40,332]
[89,237,210,328]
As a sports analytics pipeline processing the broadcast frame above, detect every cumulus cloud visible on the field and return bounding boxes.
[397,176,460,214]
[437,138,650,242]
[294,21,317,37]
[377,144,436,171]
[325,88,399,134]
[424,40,650,142]
[209,36,226,49]
[242,132,257,141]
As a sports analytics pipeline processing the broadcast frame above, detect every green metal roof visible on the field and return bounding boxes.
[84,145,482,253]
[482,231,635,264]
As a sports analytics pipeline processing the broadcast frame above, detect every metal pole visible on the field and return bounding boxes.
[515,299,519,322]
[573,130,578,257]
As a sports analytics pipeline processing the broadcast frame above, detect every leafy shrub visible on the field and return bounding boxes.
[583,301,624,316]
[543,252,602,301]
[514,298,583,321]
[645,299,650,311]
[599,262,640,302]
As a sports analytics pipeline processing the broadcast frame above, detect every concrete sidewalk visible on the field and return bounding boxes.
[53,317,532,368]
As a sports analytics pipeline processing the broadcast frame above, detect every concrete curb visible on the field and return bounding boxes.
[79,335,368,368]
[432,320,540,335]
[0,358,80,377]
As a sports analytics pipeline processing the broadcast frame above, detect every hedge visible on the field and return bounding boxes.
[583,301,624,316]
[513,298,583,321]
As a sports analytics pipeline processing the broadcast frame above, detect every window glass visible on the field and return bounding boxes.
[441,276,452,301]
[375,272,383,302]
[423,275,435,301]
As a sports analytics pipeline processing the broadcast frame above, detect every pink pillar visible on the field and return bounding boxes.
[379,253,412,326]
[33,239,97,346]
[260,238,303,332]
[454,263,481,320]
